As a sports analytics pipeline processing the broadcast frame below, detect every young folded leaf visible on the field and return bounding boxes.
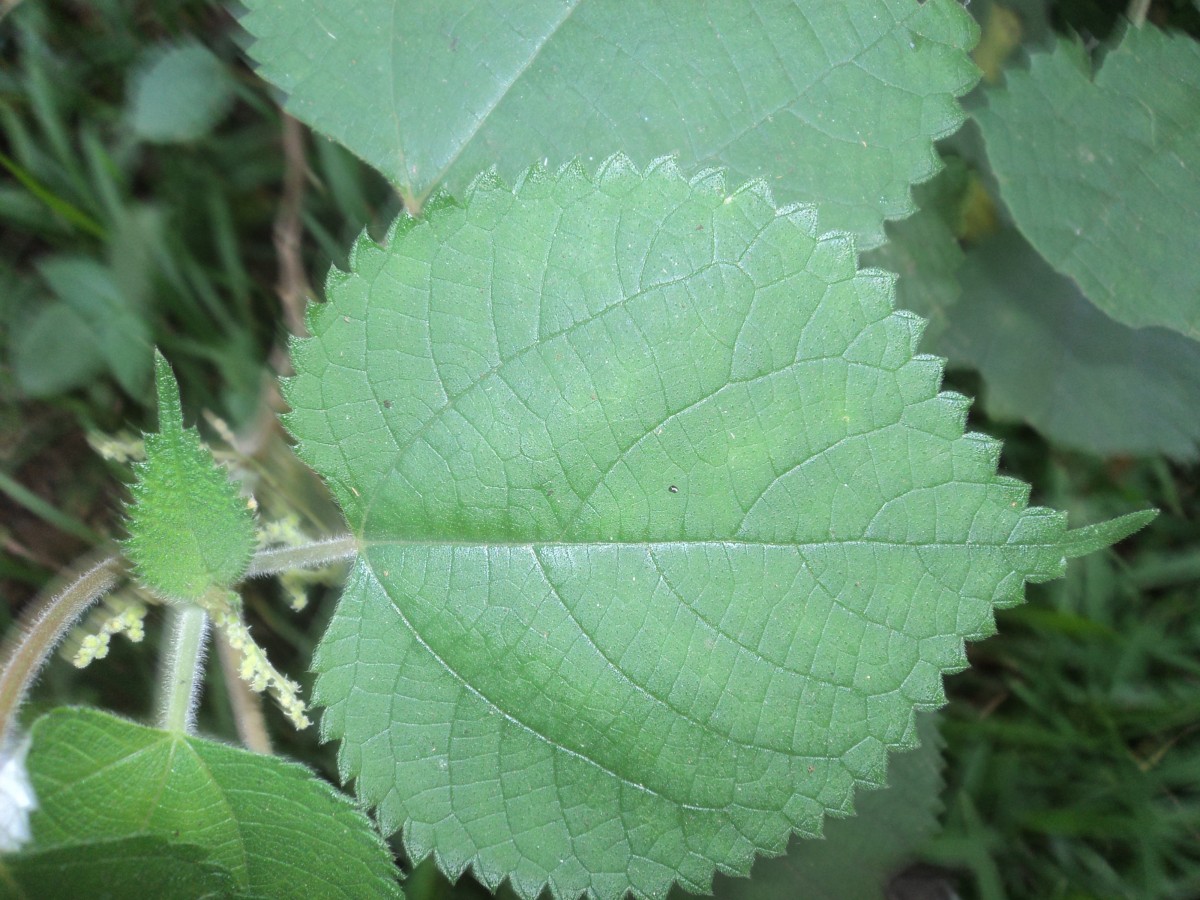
[285,157,1151,900]
[124,352,256,603]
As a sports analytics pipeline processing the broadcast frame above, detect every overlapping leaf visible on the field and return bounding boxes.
[974,25,1200,339]
[936,229,1200,460]
[861,158,970,347]
[283,159,1144,900]
[25,708,402,900]
[14,257,152,398]
[240,0,980,247]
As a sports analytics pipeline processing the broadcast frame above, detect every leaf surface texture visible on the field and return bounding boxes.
[124,353,256,601]
[676,710,945,899]
[0,835,243,900]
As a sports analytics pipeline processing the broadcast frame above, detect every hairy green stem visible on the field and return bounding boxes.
[0,535,358,744]
[0,550,124,742]
[1127,0,1151,26]
[246,534,359,577]
[157,605,209,733]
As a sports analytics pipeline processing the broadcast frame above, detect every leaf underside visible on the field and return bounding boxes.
[240,0,980,248]
[285,158,1077,900]
[974,25,1200,339]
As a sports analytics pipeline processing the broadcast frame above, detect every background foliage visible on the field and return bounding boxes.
[1,1,1198,898]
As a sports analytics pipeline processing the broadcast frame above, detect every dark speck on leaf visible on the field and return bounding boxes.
[383,400,393,409]
[668,485,679,493]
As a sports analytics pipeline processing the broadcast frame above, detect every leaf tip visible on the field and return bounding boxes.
[1063,508,1158,559]
[349,228,385,265]
[152,350,184,435]
[554,156,590,185]
[511,159,550,194]
[727,175,777,210]
[643,153,683,181]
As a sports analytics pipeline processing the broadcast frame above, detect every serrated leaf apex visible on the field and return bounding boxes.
[594,151,641,184]
[152,350,183,435]
[124,351,256,602]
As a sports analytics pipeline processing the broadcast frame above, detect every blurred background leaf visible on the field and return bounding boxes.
[127,41,234,143]
[935,228,1200,461]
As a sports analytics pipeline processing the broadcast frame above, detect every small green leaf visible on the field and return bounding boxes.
[241,0,980,247]
[124,352,256,601]
[974,25,1200,339]
[25,707,403,900]
[285,158,1133,900]
[128,43,235,144]
[936,229,1200,460]
[0,835,243,900]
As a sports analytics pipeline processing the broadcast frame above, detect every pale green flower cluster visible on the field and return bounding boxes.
[206,593,310,730]
[71,601,148,668]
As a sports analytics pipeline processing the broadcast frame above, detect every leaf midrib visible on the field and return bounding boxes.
[358,536,1042,549]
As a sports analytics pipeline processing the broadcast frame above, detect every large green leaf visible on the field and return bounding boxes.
[25,707,402,900]
[240,0,980,248]
[284,159,1146,900]
[934,229,1200,460]
[974,25,1200,339]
